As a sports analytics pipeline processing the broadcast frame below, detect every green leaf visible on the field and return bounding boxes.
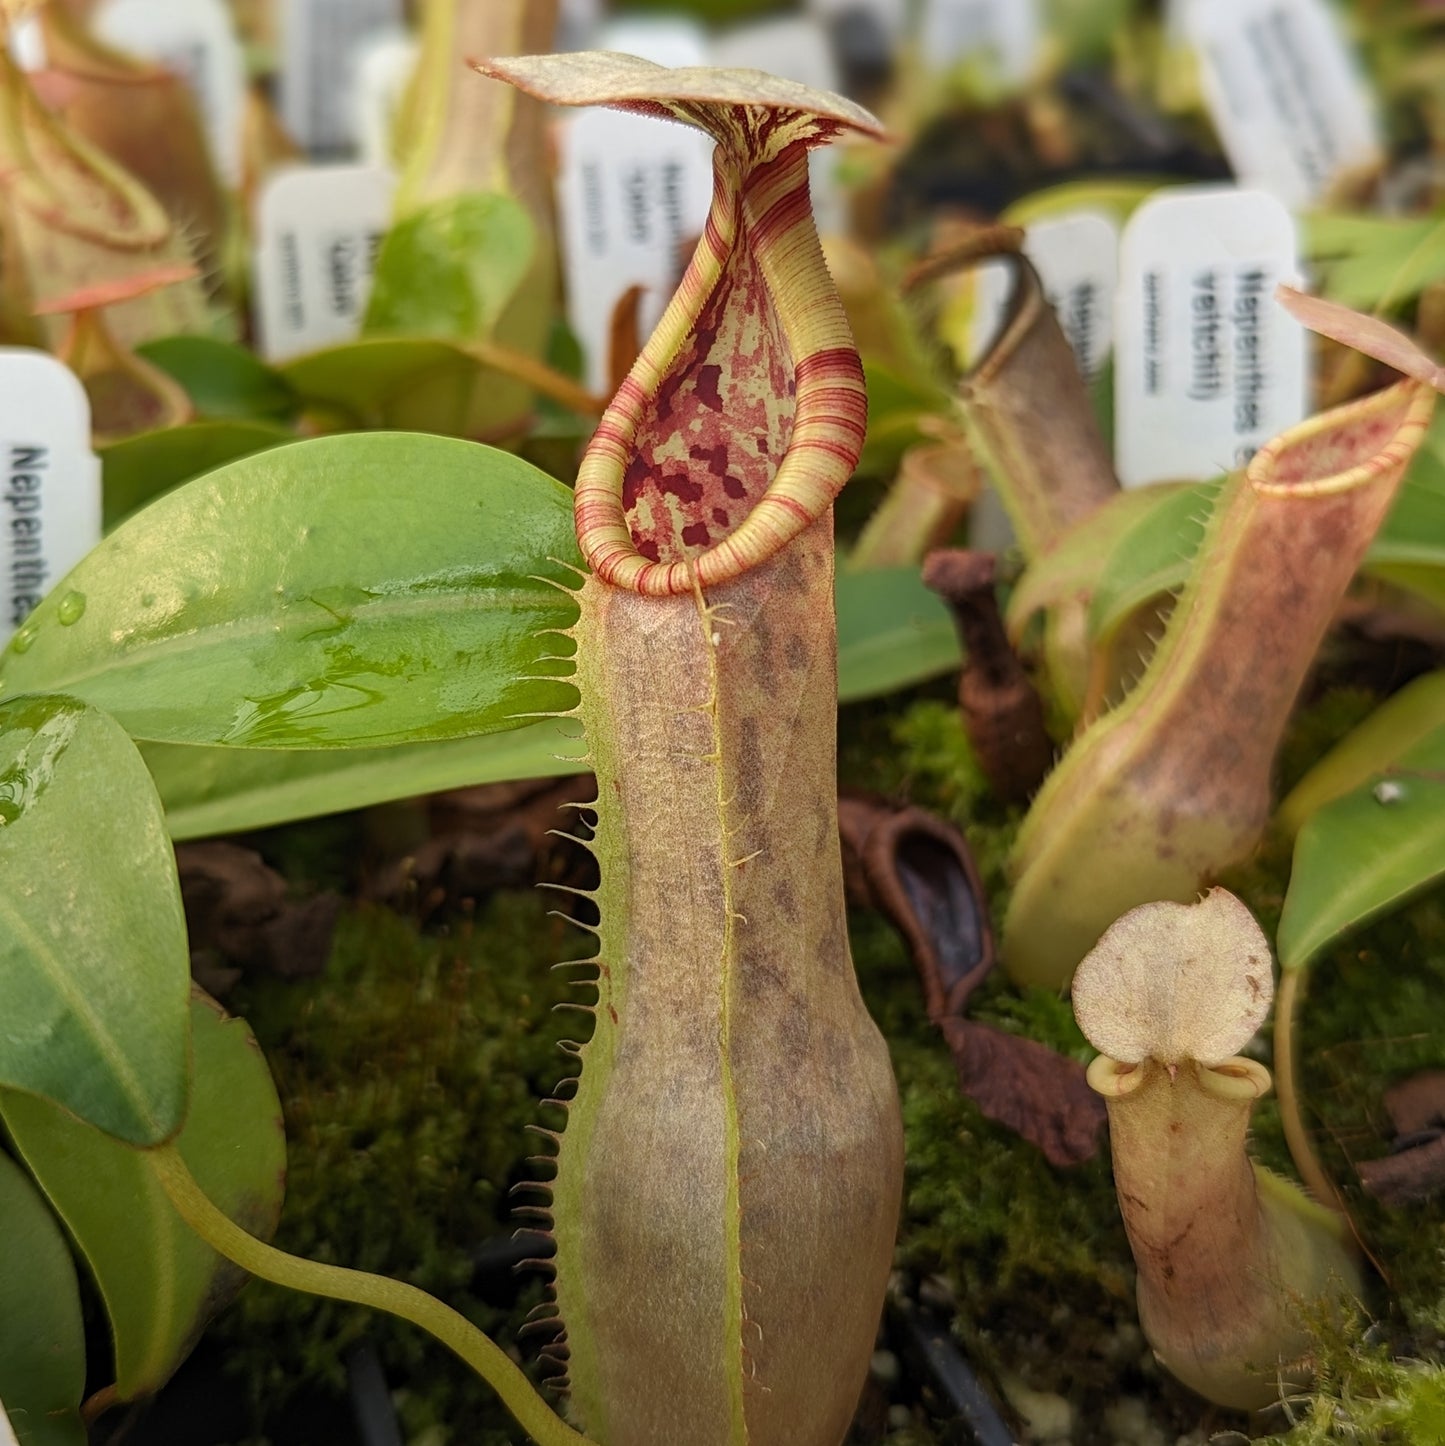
[0,1153,86,1446]
[836,565,960,702]
[1372,562,1445,614]
[100,420,291,528]
[1087,481,1221,644]
[281,337,485,433]
[145,723,582,840]
[1370,435,1445,570]
[1071,437,1445,644]
[1278,671,1445,835]
[142,570,960,839]
[1006,482,1200,638]
[2,993,286,1400]
[1002,177,1161,226]
[0,696,189,1144]
[1,434,582,748]
[1278,724,1445,970]
[364,193,536,341]
[136,337,299,423]
[1305,212,1445,310]
[858,360,948,477]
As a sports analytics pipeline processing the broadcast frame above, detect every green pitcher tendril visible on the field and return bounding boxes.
[149,1144,594,1446]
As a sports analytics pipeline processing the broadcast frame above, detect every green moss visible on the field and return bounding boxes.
[854,687,1445,1440]
[198,680,1445,1442]
[213,891,593,1445]
[1252,1315,1445,1445]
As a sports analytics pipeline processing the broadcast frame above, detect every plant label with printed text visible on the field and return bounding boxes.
[0,351,101,648]
[1186,0,1382,210]
[555,17,714,392]
[278,0,405,155]
[253,165,396,362]
[970,210,1121,380]
[1115,187,1306,488]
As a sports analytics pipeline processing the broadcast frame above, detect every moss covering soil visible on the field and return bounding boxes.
[204,683,1445,1444]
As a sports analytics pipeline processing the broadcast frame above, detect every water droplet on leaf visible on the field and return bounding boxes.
[57,591,86,626]
[1374,779,1407,805]
[10,624,37,654]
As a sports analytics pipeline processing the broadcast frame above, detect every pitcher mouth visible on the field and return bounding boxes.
[1247,378,1436,499]
[568,122,865,599]
[475,51,882,598]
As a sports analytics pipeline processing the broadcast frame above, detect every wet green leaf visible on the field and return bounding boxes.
[145,723,582,840]
[142,569,960,838]
[100,420,291,527]
[1278,671,1445,836]
[0,696,189,1144]
[836,565,960,701]
[1278,723,1445,970]
[364,192,536,341]
[136,337,299,423]
[2,993,286,1400]
[0,434,581,748]
[0,1153,86,1446]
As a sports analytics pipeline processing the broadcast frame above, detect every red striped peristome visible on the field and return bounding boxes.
[476,51,881,596]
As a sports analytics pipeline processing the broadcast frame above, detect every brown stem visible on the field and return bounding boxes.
[467,338,607,418]
[923,548,1053,803]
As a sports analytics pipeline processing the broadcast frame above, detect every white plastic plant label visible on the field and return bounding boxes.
[598,15,710,70]
[970,210,1120,381]
[278,0,405,156]
[711,17,847,236]
[558,0,604,53]
[556,112,714,395]
[1115,187,1307,489]
[0,1399,18,1446]
[917,0,1042,87]
[350,28,418,168]
[253,164,396,363]
[8,15,45,70]
[556,17,714,393]
[1186,0,1383,210]
[93,0,245,185]
[712,15,841,89]
[0,350,102,647]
